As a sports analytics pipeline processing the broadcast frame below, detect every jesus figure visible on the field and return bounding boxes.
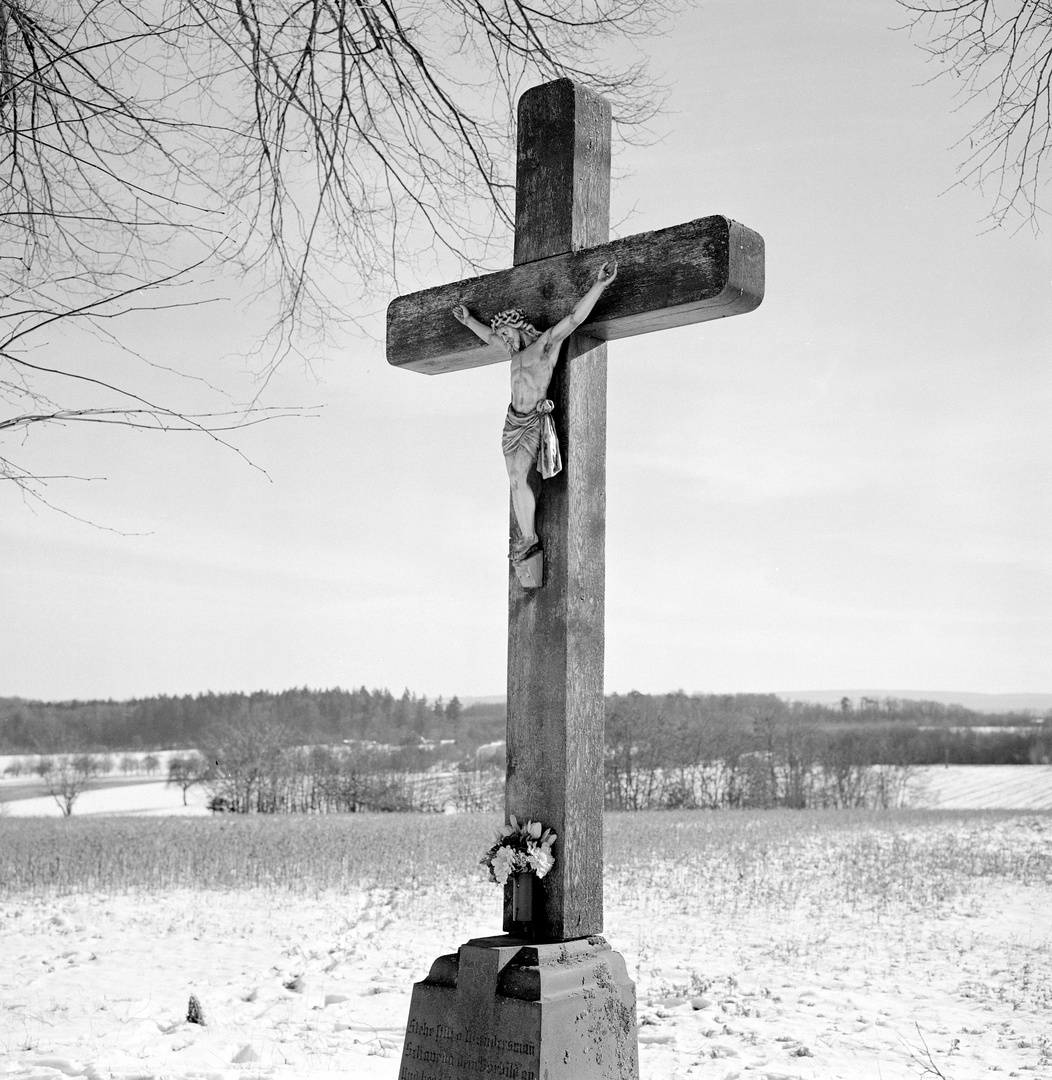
[452,261,617,568]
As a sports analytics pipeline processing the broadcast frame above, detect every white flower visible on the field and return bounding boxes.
[526,845,554,879]
[479,817,557,887]
[490,846,518,886]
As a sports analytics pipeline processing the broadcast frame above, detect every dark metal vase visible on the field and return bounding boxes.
[510,871,533,924]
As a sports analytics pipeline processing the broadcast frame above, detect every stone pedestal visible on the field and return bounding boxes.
[399,935,638,1080]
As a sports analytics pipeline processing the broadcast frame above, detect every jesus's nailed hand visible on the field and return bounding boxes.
[596,261,617,285]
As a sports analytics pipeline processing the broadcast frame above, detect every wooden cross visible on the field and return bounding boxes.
[387,79,764,943]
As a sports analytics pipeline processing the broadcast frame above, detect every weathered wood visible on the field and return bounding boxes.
[384,76,766,946]
[505,335,607,941]
[514,78,611,264]
[386,216,764,374]
[503,81,609,943]
[391,74,764,1079]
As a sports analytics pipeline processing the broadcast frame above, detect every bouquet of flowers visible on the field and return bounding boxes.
[479,815,557,886]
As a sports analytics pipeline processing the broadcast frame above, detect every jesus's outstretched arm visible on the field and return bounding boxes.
[452,304,499,345]
[544,262,617,348]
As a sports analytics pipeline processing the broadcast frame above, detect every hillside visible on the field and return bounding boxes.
[777,689,1052,714]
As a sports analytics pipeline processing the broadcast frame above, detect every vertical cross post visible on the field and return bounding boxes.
[504,80,609,942]
[391,76,763,1080]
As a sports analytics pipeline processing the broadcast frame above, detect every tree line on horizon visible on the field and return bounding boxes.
[1,687,1048,765]
[3,689,1048,818]
[604,692,1051,813]
[0,687,480,755]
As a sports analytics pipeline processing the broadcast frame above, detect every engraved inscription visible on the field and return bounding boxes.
[399,1060,537,1080]
[400,1023,538,1080]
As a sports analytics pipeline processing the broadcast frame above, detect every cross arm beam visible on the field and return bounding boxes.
[386,215,764,374]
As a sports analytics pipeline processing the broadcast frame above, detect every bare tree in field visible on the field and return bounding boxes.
[167,753,208,806]
[900,0,1052,228]
[42,754,99,817]
[0,0,682,508]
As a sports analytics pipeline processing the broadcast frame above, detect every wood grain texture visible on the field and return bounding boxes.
[503,80,610,943]
[381,77,767,945]
[505,333,607,942]
[386,217,764,374]
[514,79,611,264]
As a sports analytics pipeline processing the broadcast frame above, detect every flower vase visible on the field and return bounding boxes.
[510,871,533,924]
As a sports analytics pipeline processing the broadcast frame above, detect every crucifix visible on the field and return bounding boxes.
[390,78,763,1080]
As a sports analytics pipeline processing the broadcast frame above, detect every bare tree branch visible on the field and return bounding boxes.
[0,0,683,513]
[899,0,1052,229]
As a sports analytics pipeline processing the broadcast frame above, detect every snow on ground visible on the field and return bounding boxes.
[910,764,1052,810]
[624,875,1052,1080]
[2,818,1051,1080]
[2,760,1052,816]
[1,776,212,817]
[3,764,1051,817]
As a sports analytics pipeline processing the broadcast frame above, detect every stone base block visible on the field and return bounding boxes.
[399,935,638,1080]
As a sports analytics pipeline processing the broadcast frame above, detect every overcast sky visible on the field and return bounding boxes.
[2,0,1049,703]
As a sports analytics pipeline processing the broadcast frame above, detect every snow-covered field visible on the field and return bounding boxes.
[0,775,213,817]
[2,812,1050,1080]
[911,764,1052,810]
[3,762,1050,817]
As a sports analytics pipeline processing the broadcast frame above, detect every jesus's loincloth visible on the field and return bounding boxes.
[502,399,562,479]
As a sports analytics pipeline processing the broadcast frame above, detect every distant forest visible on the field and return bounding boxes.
[0,688,494,754]
[1,688,1048,768]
